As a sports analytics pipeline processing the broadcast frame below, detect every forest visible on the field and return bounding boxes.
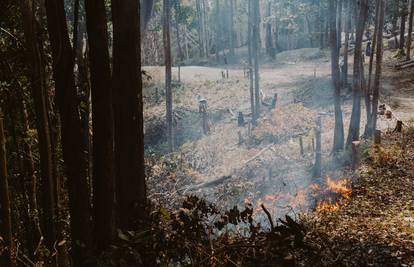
[1,0,414,266]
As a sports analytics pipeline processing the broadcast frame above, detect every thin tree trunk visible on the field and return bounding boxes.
[85,0,115,250]
[266,0,275,58]
[337,0,343,51]
[215,0,220,62]
[406,0,414,60]
[400,2,408,53]
[346,0,368,147]
[229,0,235,57]
[253,0,261,122]
[343,0,351,88]
[370,0,385,135]
[164,0,174,153]
[330,0,345,152]
[19,0,59,258]
[17,90,43,256]
[112,0,147,228]
[365,0,380,136]
[248,0,255,122]
[0,116,16,267]
[44,0,93,263]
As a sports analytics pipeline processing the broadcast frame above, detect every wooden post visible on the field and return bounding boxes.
[238,130,243,145]
[248,122,252,137]
[394,120,403,132]
[299,136,304,156]
[351,141,361,170]
[238,112,245,127]
[311,136,315,152]
[271,93,278,109]
[374,130,381,144]
[178,65,181,83]
[0,117,16,267]
[226,69,229,79]
[313,117,322,178]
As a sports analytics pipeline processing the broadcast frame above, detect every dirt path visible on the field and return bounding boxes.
[381,51,414,123]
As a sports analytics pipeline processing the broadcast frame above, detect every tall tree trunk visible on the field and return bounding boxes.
[330,0,345,152]
[248,0,255,122]
[112,0,147,228]
[365,0,380,136]
[44,0,93,263]
[0,116,16,267]
[370,0,385,135]
[215,0,220,62]
[342,0,351,88]
[406,0,414,60]
[17,89,43,256]
[85,0,115,250]
[265,1,275,58]
[196,0,205,57]
[164,0,174,153]
[229,0,235,57]
[346,0,368,148]
[400,2,408,53]
[337,0,343,51]
[19,0,58,258]
[253,0,261,122]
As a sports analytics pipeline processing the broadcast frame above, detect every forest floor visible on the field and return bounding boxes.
[143,48,396,217]
[141,47,414,265]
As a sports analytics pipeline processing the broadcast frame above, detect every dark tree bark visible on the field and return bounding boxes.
[0,117,16,267]
[16,88,43,256]
[370,0,385,135]
[44,0,93,263]
[336,0,343,51]
[329,0,345,152]
[164,0,174,153]
[19,0,58,256]
[400,1,408,53]
[406,0,414,60]
[85,0,115,250]
[346,0,368,148]
[112,0,147,228]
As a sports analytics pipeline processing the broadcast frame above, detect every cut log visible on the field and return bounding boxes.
[397,61,414,69]
[395,59,414,68]
[185,175,232,191]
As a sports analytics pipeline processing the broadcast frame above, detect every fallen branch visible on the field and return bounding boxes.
[184,175,233,191]
[261,204,274,230]
[394,59,414,68]
[396,62,414,70]
[244,144,274,165]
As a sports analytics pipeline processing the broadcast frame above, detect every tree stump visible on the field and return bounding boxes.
[394,120,403,132]
[299,136,304,156]
[271,93,278,109]
[374,130,381,144]
[313,117,322,178]
[238,112,245,127]
[351,141,361,170]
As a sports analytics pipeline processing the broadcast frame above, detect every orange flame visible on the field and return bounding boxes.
[315,177,352,213]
